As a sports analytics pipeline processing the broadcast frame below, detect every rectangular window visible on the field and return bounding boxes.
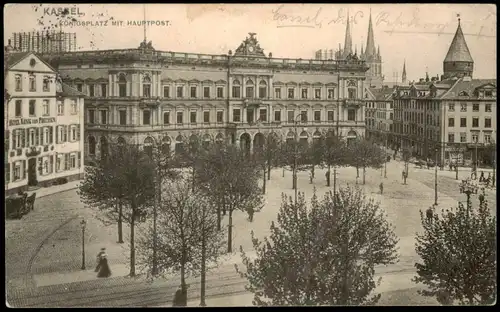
[76,84,83,92]
[275,88,281,99]
[177,86,183,98]
[274,110,281,122]
[101,84,107,97]
[471,133,478,143]
[448,103,455,112]
[143,84,151,97]
[315,88,321,99]
[217,111,223,123]
[348,89,356,99]
[43,77,50,92]
[232,86,241,98]
[57,101,64,115]
[163,86,170,98]
[217,87,223,98]
[143,110,151,125]
[190,86,197,98]
[100,110,107,124]
[14,162,21,181]
[246,86,254,98]
[177,112,183,124]
[314,111,321,122]
[301,88,308,99]
[484,134,491,144]
[163,112,170,124]
[300,111,307,122]
[259,86,267,99]
[233,109,241,122]
[71,100,77,114]
[88,109,95,124]
[460,103,467,112]
[460,117,467,127]
[472,117,479,128]
[203,87,210,98]
[485,118,491,128]
[448,117,454,127]
[327,89,334,99]
[119,110,127,125]
[29,76,36,91]
[485,104,492,112]
[190,111,197,124]
[288,111,294,122]
[15,74,22,91]
[56,155,62,172]
[259,109,267,122]
[288,88,294,99]
[348,109,356,121]
[29,100,36,116]
[327,111,334,121]
[15,100,22,117]
[71,126,77,142]
[460,132,467,143]
[472,103,479,112]
[70,154,76,169]
[119,84,126,97]
[89,85,95,97]
[203,111,210,123]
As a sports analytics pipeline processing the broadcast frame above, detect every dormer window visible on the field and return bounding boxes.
[485,90,492,97]
[459,91,469,97]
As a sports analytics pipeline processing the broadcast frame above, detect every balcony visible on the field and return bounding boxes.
[343,99,364,108]
[85,122,228,132]
[243,98,263,108]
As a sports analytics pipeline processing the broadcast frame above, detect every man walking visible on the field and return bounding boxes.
[379,182,384,194]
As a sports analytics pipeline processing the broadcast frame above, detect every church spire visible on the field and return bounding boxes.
[343,9,353,58]
[402,59,407,84]
[365,8,377,57]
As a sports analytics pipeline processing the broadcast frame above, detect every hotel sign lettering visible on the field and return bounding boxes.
[9,117,56,126]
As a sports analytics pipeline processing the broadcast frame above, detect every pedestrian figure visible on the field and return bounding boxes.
[426,206,433,223]
[325,169,330,186]
[402,170,405,181]
[379,182,384,194]
[246,206,255,222]
[172,288,184,306]
[479,192,485,205]
[95,248,106,272]
[96,249,112,278]
[449,163,453,171]
[479,171,485,182]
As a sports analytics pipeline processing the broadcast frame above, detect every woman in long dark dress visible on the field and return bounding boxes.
[97,253,112,278]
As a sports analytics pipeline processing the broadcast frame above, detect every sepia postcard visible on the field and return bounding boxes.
[4,3,496,307]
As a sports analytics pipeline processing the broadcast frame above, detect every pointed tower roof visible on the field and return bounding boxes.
[343,9,353,57]
[365,9,377,57]
[402,59,407,81]
[444,17,473,63]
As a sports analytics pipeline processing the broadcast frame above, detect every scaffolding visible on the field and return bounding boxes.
[10,30,77,53]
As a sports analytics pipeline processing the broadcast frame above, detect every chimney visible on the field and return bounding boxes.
[440,75,444,81]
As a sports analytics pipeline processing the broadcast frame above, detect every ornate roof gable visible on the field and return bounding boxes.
[234,33,266,57]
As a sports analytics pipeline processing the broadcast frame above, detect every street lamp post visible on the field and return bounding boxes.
[293,114,304,203]
[80,219,87,270]
[459,180,478,219]
[434,147,438,206]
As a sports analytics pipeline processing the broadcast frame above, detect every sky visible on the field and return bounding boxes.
[4,3,496,82]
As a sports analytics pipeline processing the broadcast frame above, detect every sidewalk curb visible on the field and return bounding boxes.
[32,184,80,200]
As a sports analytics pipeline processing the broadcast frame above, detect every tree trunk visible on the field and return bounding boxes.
[356,166,359,178]
[327,164,331,186]
[363,167,366,185]
[200,225,207,306]
[191,167,195,192]
[152,184,159,276]
[311,165,315,179]
[180,261,187,306]
[456,166,459,180]
[267,162,271,180]
[129,204,136,277]
[227,209,233,253]
[262,165,266,194]
[333,166,337,195]
[117,201,124,243]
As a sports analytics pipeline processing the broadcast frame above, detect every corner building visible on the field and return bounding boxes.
[5,52,85,195]
[43,34,369,164]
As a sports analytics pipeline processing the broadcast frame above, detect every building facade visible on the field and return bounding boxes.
[5,52,85,195]
[392,19,496,165]
[365,86,395,147]
[42,34,369,165]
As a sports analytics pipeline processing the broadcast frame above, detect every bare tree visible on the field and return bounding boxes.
[79,143,156,276]
[348,139,385,185]
[323,131,349,189]
[254,134,282,194]
[137,179,226,306]
[195,143,264,253]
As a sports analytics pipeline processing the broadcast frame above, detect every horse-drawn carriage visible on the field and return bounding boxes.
[5,192,36,219]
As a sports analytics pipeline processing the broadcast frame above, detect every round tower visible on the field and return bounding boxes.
[443,17,474,79]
